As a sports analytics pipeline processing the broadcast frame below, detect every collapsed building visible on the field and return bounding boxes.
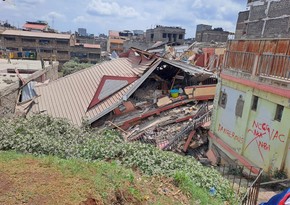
[17,48,217,160]
[0,59,58,117]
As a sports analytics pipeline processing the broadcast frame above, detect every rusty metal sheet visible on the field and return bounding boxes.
[236,40,246,52]
[262,40,278,54]
[246,40,261,53]
[229,41,239,51]
[275,40,290,54]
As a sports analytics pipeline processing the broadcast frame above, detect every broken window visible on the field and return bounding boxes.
[274,104,284,122]
[235,95,244,117]
[218,91,227,108]
[251,95,259,111]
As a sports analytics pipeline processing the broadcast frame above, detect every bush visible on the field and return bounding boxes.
[0,115,237,202]
[61,58,93,76]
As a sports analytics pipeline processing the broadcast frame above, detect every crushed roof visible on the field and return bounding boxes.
[28,51,156,126]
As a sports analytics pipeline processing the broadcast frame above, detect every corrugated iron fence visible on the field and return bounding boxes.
[224,51,290,81]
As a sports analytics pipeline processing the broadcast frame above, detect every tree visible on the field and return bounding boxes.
[61,58,93,76]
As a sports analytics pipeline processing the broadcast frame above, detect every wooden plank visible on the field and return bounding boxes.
[183,130,196,152]
[157,96,172,107]
[193,86,216,97]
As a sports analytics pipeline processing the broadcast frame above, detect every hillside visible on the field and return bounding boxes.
[0,115,238,204]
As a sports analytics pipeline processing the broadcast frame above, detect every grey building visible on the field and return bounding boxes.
[195,24,230,42]
[78,28,87,36]
[196,24,212,33]
[235,0,290,39]
[145,25,185,44]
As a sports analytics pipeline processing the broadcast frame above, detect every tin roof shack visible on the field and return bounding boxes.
[209,39,290,177]
[0,59,58,117]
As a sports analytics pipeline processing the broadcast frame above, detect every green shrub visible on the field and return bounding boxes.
[0,115,237,202]
[61,58,93,76]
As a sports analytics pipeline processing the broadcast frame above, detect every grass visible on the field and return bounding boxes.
[0,151,194,205]
[174,172,225,205]
[0,115,236,204]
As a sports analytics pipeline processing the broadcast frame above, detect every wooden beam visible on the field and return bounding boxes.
[183,130,196,152]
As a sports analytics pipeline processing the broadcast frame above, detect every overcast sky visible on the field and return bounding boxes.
[0,0,247,38]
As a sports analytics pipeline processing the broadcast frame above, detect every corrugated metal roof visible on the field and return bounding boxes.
[23,23,47,31]
[83,43,101,49]
[28,57,151,126]
[162,59,214,81]
[110,39,125,44]
[2,30,71,39]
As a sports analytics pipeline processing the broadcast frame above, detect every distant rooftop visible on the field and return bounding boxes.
[0,59,48,72]
[1,30,70,39]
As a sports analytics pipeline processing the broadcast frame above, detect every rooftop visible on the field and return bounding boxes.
[0,59,48,72]
[23,23,47,31]
[28,49,156,126]
[0,59,50,90]
[1,30,71,39]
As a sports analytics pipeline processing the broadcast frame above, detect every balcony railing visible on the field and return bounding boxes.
[224,51,290,81]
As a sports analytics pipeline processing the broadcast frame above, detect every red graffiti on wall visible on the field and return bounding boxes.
[245,120,286,161]
[218,124,244,144]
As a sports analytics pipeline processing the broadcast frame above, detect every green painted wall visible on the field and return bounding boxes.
[211,78,290,176]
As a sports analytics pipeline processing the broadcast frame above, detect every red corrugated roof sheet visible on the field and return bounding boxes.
[23,23,47,31]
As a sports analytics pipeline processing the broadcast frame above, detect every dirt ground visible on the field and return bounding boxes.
[0,152,189,205]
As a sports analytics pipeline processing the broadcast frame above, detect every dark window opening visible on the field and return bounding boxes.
[218,91,227,108]
[22,48,36,52]
[39,39,50,45]
[22,38,36,42]
[4,37,16,41]
[235,95,244,117]
[251,96,259,111]
[179,34,183,39]
[162,33,167,38]
[71,52,87,58]
[173,34,177,42]
[274,104,284,122]
[57,50,69,54]
[168,33,172,42]
[40,49,52,53]
[89,53,100,59]
[56,40,69,44]
[150,34,154,39]
[6,47,18,51]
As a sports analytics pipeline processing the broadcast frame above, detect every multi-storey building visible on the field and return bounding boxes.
[0,30,101,65]
[235,0,290,39]
[195,24,231,42]
[107,30,127,54]
[78,28,87,37]
[145,25,185,45]
[209,38,290,177]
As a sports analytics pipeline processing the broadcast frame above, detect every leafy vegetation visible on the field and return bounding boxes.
[61,58,93,76]
[0,115,239,204]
